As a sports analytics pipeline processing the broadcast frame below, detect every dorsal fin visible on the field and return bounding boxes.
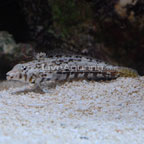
[35,52,47,60]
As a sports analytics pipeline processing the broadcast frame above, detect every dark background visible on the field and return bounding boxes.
[0,0,144,79]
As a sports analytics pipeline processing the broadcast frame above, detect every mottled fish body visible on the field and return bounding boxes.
[6,53,138,92]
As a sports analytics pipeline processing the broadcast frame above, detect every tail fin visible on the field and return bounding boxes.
[117,67,139,77]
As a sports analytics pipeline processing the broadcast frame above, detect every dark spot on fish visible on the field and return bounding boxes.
[59,60,64,63]
[71,66,77,71]
[65,68,70,72]
[29,76,33,83]
[19,73,22,79]
[84,72,88,78]
[74,72,78,78]
[41,73,47,77]
[64,61,68,64]
[33,73,37,77]
[89,59,93,62]
[71,72,75,74]
[78,66,83,71]
[62,72,67,74]
[24,74,27,81]
[92,67,96,72]
[39,78,45,83]
[57,71,62,74]
[68,59,73,62]
[66,72,70,79]
[75,55,82,58]
[85,67,89,71]
[46,78,51,81]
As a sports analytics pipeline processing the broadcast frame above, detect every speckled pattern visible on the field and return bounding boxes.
[6,53,138,92]
[0,77,144,143]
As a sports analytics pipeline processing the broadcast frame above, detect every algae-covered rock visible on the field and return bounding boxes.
[91,0,144,75]
[1,0,144,76]
[0,31,34,79]
[0,31,17,54]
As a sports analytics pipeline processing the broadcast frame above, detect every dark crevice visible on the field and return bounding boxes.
[0,0,30,42]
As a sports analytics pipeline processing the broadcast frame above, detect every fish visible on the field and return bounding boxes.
[6,53,139,92]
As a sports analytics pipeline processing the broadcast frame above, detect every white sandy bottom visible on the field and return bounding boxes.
[0,77,144,144]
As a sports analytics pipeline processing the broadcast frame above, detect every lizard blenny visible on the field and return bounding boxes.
[6,53,139,92]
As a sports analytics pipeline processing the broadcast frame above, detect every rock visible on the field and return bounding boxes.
[0,31,34,79]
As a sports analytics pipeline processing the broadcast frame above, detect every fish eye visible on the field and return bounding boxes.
[21,66,27,71]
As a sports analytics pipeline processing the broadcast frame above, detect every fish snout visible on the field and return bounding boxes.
[6,71,13,80]
[6,71,19,80]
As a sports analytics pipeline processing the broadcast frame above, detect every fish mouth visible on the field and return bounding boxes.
[6,74,13,80]
[6,71,15,80]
